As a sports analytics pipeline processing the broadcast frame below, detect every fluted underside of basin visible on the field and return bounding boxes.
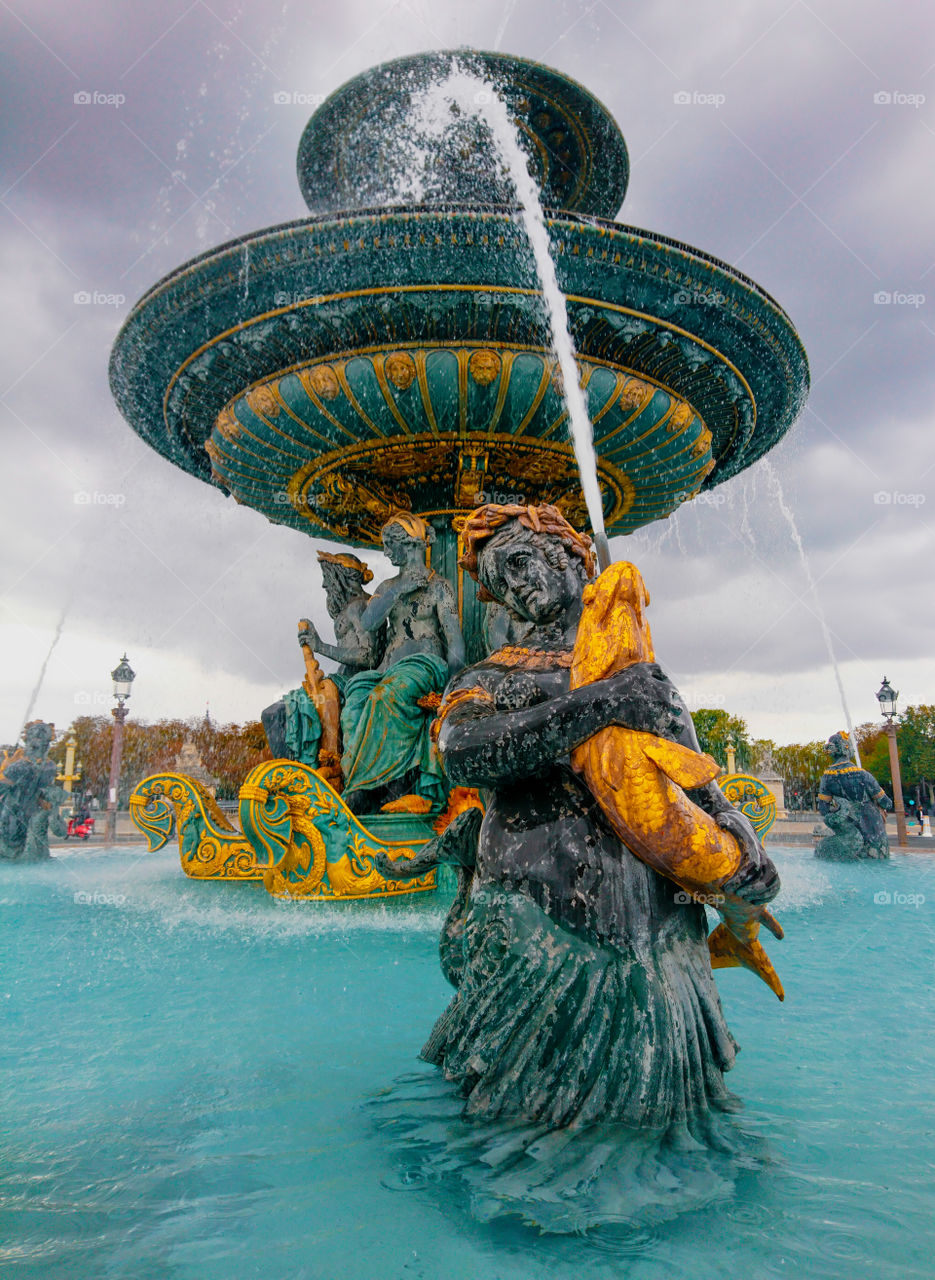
[208,347,712,543]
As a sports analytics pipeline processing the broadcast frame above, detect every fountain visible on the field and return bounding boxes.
[11,52,935,1271]
[111,50,808,901]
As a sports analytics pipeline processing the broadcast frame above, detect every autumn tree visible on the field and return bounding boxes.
[858,706,935,807]
[49,716,271,804]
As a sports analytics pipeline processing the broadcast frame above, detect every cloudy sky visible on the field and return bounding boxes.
[1,0,933,749]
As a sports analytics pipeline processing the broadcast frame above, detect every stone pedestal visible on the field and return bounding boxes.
[173,739,218,798]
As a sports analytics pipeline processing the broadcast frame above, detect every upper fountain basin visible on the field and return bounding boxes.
[296,51,630,220]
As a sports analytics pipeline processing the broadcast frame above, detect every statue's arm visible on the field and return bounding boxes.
[372,807,481,880]
[359,577,412,632]
[816,789,836,816]
[440,663,683,788]
[862,771,893,809]
[298,613,375,669]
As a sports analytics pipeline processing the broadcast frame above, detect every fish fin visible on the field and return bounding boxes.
[708,922,785,1001]
[642,738,722,790]
[760,908,784,940]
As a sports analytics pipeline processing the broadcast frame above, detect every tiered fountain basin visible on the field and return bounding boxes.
[111,50,807,554]
[111,208,807,544]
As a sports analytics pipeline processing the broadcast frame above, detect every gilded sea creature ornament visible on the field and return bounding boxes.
[128,772,266,879]
[569,560,784,999]
[719,774,778,837]
[238,760,437,900]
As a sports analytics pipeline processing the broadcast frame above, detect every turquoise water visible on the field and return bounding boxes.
[2,845,933,1279]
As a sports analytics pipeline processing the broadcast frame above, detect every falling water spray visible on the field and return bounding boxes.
[20,607,69,734]
[762,459,861,767]
[432,67,611,569]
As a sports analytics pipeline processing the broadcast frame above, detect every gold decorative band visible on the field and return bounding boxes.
[433,687,496,739]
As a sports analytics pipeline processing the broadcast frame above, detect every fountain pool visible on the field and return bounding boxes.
[2,847,932,1279]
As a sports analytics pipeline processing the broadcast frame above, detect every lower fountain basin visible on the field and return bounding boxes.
[110,206,808,543]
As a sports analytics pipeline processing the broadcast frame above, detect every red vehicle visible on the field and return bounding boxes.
[65,815,95,840]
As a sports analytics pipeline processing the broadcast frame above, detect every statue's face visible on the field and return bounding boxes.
[479,526,581,624]
[382,522,422,567]
[321,564,363,616]
[24,723,52,757]
[826,733,850,761]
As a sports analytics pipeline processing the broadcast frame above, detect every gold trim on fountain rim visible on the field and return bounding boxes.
[203,342,717,542]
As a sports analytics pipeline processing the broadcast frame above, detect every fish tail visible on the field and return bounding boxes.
[708,921,785,1001]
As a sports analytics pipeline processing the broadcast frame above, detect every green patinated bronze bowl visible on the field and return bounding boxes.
[297,50,630,219]
[110,52,809,547]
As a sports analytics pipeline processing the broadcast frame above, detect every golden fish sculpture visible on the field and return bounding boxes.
[569,560,784,1000]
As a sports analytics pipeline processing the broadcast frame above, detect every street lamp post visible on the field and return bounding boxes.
[105,655,136,845]
[876,676,908,849]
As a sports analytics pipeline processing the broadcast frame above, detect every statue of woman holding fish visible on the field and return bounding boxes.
[378,504,782,1226]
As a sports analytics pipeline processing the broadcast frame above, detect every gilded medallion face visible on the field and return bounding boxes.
[468,349,501,386]
[384,353,417,390]
[302,365,341,400]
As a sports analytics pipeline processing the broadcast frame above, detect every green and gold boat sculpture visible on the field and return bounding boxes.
[129,764,439,899]
[112,50,808,899]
